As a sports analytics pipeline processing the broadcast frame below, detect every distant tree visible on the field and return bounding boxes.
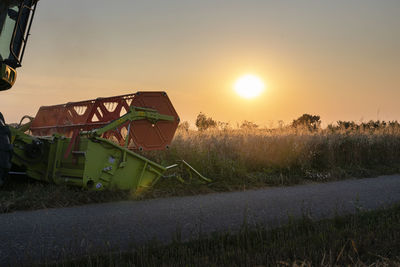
[195,112,217,131]
[292,114,321,131]
[217,121,231,131]
[361,120,387,131]
[337,121,359,131]
[389,121,400,128]
[240,120,258,130]
[178,121,190,132]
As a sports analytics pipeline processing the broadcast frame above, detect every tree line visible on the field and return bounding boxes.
[176,112,400,132]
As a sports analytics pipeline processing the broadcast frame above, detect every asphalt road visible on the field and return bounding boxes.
[1,175,400,266]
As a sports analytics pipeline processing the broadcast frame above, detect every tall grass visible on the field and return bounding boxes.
[144,124,400,196]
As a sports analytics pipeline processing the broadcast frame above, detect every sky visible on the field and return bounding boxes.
[1,0,399,127]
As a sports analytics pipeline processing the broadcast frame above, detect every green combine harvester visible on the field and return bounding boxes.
[0,0,209,192]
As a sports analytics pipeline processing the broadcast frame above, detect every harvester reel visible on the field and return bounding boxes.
[30,92,180,151]
[0,112,12,186]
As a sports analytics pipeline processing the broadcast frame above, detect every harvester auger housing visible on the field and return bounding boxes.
[9,92,210,193]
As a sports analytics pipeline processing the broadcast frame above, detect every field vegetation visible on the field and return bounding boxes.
[144,113,400,197]
[2,114,400,212]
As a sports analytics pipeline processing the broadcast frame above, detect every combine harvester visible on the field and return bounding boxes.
[10,92,210,193]
[0,1,209,192]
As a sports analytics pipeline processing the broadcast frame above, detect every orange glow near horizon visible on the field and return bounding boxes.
[0,1,399,127]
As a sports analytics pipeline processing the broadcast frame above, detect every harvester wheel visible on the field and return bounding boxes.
[0,112,12,186]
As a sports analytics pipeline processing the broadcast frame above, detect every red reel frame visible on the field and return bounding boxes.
[30,92,179,151]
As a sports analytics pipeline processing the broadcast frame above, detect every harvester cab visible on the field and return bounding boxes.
[0,0,37,91]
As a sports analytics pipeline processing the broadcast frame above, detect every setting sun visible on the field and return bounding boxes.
[234,75,265,99]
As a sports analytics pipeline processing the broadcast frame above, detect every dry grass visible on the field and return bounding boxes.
[143,125,400,197]
[0,176,132,213]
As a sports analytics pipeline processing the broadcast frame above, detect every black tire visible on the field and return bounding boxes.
[0,112,12,186]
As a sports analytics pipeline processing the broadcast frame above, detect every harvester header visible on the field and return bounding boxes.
[9,92,209,193]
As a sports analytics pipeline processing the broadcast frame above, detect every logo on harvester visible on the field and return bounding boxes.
[96,183,103,189]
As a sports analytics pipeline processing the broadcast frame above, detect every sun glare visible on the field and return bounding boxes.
[234,74,265,99]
